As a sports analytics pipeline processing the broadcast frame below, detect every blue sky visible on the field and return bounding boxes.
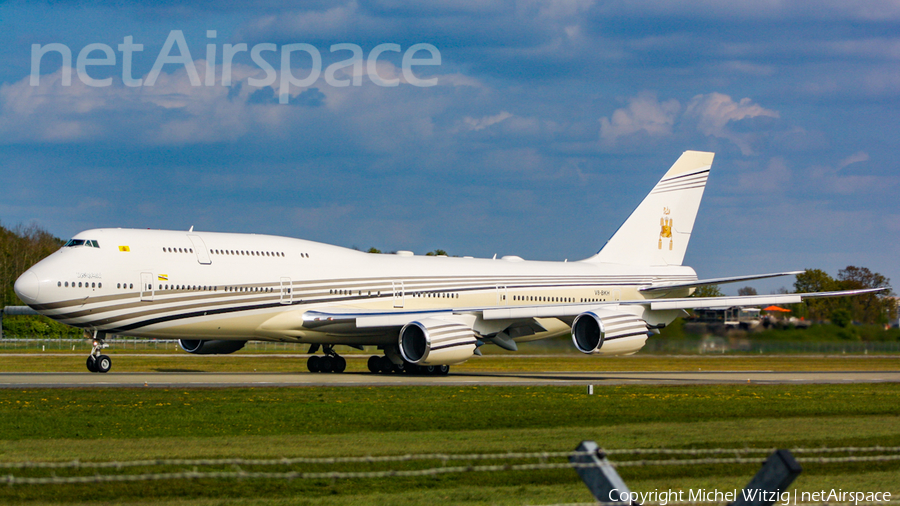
[2,0,899,294]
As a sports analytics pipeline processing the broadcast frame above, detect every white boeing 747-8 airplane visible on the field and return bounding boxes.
[14,151,883,374]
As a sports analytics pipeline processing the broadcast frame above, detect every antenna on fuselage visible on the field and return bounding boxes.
[189,226,194,232]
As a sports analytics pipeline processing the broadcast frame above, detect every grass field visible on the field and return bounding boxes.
[1,380,899,505]
[0,352,898,373]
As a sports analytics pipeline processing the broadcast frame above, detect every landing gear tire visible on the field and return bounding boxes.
[309,350,346,374]
[367,356,449,375]
[334,355,347,373]
[86,335,110,373]
[307,355,320,373]
[96,355,112,374]
[379,356,394,373]
[367,356,380,373]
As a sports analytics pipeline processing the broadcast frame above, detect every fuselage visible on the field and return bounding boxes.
[15,228,698,345]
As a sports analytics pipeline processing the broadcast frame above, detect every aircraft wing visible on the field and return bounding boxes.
[275,287,889,362]
[639,271,803,295]
[302,308,459,329]
[299,287,889,327]
[643,287,888,310]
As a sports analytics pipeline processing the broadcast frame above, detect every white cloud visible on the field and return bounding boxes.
[0,58,477,149]
[598,91,780,154]
[0,63,259,144]
[806,151,892,195]
[591,0,900,21]
[684,92,779,155]
[463,111,513,131]
[720,61,776,77]
[737,157,791,193]
[599,92,680,144]
[838,151,870,169]
[245,3,365,41]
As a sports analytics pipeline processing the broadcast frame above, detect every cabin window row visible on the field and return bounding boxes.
[161,247,306,258]
[156,284,217,291]
[54,281,290,294]
[225,286,281,293]
[330,289,380,297]
[211,249,290,258]
[513,295,575,303]
[59,281,104,288]
[412,292,459,299]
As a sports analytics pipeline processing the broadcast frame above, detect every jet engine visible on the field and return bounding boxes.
[571,310,649,356]
[398,318,477,365]
[178,339,247,355]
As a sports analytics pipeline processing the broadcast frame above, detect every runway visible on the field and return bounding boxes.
[1,370,898,388]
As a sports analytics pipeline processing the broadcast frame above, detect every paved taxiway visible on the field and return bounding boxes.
[1,370,898,388]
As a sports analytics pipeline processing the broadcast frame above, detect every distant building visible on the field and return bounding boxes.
[693,307,761,330]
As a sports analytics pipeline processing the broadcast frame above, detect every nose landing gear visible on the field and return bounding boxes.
[86,334,111,373]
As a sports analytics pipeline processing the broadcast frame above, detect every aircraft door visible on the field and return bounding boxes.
[187,234,212,265]
[280,277,292,304]
[496,285,508,305]
[392,281,404,308]
[140,272,154,302]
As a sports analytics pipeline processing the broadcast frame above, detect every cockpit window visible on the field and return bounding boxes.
[64,239,100,248]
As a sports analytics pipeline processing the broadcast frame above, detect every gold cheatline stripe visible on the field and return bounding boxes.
[49,273,696,327]
[42,272,695,312]
[63,293,284,327]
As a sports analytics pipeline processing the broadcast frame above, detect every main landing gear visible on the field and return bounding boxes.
[306,345,347,373]
[86,335,112,373]
[367,355,449,376]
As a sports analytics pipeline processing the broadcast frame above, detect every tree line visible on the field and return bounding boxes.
[1,222,65,307]
[694,267,897,326]
[793,266,896,325]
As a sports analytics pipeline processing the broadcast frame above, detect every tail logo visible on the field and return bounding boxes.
[659,207,673,251]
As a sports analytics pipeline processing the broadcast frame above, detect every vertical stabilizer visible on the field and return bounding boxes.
[584,150,714,266]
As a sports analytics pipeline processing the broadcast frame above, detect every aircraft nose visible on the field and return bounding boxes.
[14,271,40,304]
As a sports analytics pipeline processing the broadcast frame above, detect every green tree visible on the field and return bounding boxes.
[366,247,382,254]
[691,285,723,297]
[793,266,896,325]
[425,249,448,256]
[836,266,896,325]
[793,268,838,321]
[0,222,65,306]
[737,286,757,296]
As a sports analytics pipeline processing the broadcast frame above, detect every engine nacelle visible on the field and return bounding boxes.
[399,318,477,365]
[178,339,247,355]
[571,310,648,356]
